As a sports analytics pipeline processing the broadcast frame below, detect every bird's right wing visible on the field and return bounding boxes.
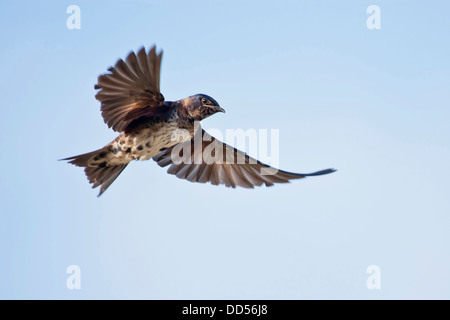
[94,45,166,132]
[153,129,336,188]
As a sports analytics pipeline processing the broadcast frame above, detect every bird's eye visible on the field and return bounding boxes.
[201,98,208,104]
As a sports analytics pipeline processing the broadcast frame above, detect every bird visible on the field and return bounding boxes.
[62,45,336,196]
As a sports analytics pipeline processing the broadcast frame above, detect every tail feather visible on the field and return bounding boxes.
[61,148,128,196]
[62,149,102,167]
[85,164,128,196]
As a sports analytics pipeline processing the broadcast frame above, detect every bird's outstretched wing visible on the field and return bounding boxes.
[94,45,166,132]
[153,129,336,188]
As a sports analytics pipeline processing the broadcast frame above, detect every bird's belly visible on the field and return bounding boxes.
[109,123,189,164]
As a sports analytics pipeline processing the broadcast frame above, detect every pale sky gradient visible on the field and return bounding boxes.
[1,0,449,299]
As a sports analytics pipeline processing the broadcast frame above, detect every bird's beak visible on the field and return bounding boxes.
[215,106,225,113]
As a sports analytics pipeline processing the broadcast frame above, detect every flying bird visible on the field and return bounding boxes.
[63,45,335,196]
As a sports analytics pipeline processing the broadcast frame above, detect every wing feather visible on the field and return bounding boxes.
[95,45,166,132]
[152,129,336,188]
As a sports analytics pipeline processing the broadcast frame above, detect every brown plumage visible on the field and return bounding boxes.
[62,45,336,196]
[153,129,335,188]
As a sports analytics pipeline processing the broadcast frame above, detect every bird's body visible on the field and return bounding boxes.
[91,107,182,166]
[63,45,335,196]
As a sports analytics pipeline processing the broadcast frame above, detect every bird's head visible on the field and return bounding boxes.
[182,94,225,121]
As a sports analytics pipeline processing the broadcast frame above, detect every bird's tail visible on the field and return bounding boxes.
[61,147,128,197]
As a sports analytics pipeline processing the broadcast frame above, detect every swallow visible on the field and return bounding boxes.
[63,45,335,196]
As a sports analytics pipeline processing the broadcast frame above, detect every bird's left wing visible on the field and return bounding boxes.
[153,130,336,188]
[94,45,166,132]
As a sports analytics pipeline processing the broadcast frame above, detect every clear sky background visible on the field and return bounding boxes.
[1,0,449,299]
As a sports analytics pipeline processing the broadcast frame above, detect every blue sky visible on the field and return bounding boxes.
[1,0,449,299]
